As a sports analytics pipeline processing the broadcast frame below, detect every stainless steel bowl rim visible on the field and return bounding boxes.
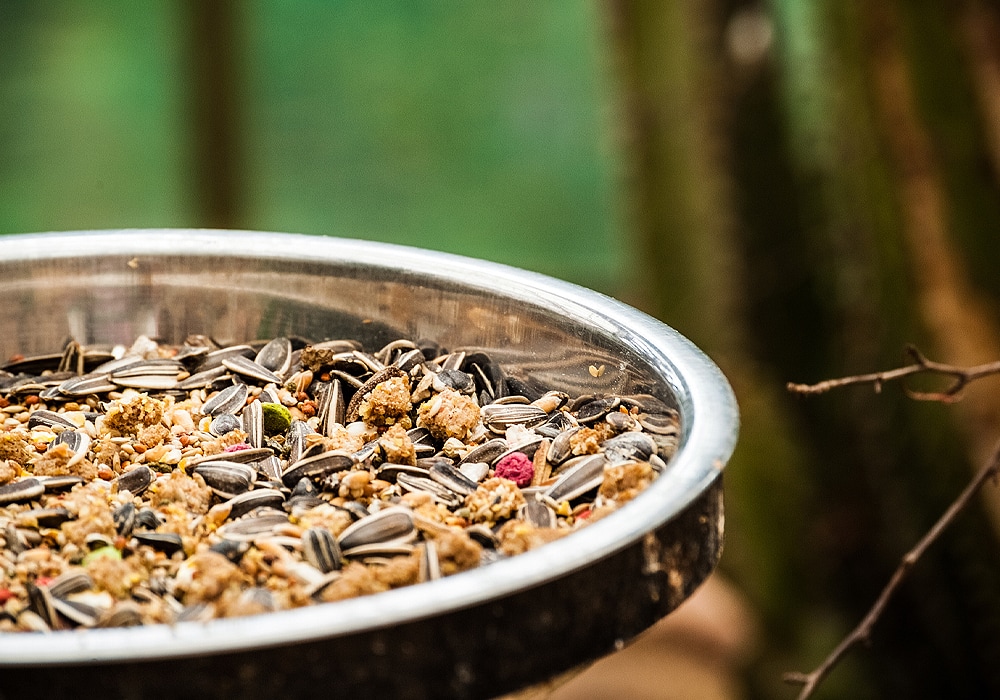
[0,229,738,664]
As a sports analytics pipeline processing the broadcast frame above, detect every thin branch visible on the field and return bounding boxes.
[786,345,1000,402]
[783,441,1000,699]
[784,346,1000,697]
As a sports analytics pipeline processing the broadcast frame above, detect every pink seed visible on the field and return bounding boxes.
[494,452,534,487]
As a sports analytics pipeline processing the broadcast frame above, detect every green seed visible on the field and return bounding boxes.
[82,545,121,567]
[261,402,292,436]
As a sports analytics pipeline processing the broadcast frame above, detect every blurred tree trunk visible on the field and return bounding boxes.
[610,0,1000,698]
[183,0,245,229]
[605,0,738,353]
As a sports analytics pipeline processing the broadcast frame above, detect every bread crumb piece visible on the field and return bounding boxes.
[418,389,479,440]
[32,442,96,480]
[598,460,655,503]
[358,376,412,428]
[104,393,165,436]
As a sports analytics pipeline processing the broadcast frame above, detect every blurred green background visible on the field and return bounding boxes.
[0,1,624,290]
[5,1,1000,699]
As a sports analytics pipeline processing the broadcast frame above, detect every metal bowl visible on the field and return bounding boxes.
[0,230,738,699]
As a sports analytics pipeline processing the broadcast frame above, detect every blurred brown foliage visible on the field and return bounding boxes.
[610,0,1000,697]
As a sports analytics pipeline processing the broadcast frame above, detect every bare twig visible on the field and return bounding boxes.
[783,442,1000,698]
[783,346,1000,698]
[787,345,1000,402]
